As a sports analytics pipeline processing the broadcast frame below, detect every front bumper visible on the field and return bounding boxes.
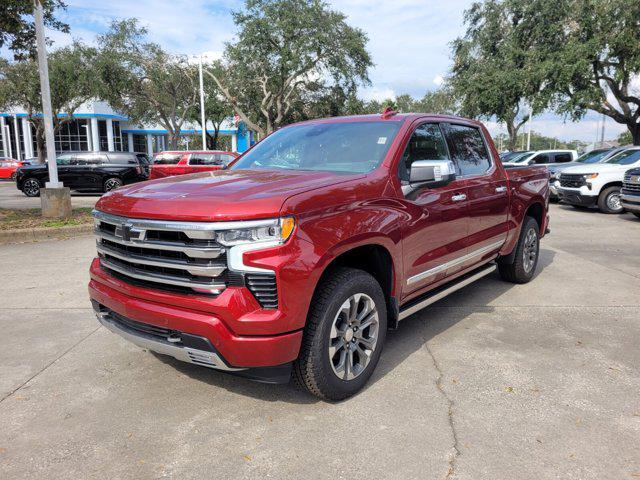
[621,193,640,212]
[557,187,597,207]
[88,262,303,370]
[549,181,560,199]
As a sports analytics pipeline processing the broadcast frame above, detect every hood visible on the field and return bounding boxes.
[96,168,361,221]
[561,163,633,175]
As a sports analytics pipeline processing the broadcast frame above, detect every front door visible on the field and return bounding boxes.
[398,122,470,301]
[55,153,75,187]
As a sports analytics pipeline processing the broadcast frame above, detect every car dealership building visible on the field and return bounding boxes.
[0,100,254,160]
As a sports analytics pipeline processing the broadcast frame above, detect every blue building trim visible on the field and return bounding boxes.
[0,112,129,120]
[121,128,238,135]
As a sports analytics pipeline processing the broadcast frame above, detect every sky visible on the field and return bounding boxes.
[26,0,630,143]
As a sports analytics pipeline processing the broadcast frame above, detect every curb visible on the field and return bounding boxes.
[0,224,93,244]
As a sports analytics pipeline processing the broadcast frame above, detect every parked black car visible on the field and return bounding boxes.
[16,152,150,197]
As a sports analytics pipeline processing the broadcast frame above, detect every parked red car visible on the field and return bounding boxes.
[0,158,23,180]
[149,150,239,179]
[89,113,549,400]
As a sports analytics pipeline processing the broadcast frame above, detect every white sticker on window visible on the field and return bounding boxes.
[377,137,387,145]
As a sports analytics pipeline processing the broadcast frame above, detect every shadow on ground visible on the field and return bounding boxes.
[152,249,556,403]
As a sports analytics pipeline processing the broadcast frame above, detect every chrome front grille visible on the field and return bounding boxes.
[94,211,228,295]
[622,172,640,194]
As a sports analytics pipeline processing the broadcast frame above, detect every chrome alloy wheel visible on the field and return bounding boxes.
[104,178,123,191]
[606,192,622,212]
[23,178,40,196]
[523,228,538,273]
[329,293,379,381]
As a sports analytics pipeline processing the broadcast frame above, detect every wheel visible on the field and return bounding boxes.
[498,216,540,284]
[293,267,387,401]
[597,186,624,214]
[10,171,17,181]
[22,178,41,197]
[103,177,123,192]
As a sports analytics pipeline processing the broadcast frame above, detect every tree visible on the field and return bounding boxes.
[95,20,198,149]
[450,0,545,150]
[207,0,372,137]
[617,130,633,146]
[187,61,233,150]
[0,0,69,61]
[531,0,640,145]
[0,42,97,162]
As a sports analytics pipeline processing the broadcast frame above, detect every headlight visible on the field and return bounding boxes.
[550,172,560,180]
[583,173,599,180]
[216,217,295,246]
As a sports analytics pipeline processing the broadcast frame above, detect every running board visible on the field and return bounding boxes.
[398,263,497,321]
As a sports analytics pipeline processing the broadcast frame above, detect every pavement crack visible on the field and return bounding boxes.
[424,338,461,480]
[0,326,101,404]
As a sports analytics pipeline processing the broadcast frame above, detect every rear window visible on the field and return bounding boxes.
[154,153,182,165]
[554,153,572,163]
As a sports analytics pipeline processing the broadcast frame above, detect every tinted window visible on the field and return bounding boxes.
[107,153,136,165]
[189,153,223,166]
[554,153,572,163]
[605,149,640,165]
[398,123,449,181]
[75,153,103,165]
[56,154,74,165]
[135,153,150,164]
[531,154,550,164]
[447,125,491,175]
[577,150,611,164]
[231,121,401,174]
[154,153,182,165]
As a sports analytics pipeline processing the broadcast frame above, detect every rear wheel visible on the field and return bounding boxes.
[22,178,41,197]
[293,267,387,401]
[597,186,624,214]
[103,177,123,192]
[498,216,540,284]
[10,171,17,181]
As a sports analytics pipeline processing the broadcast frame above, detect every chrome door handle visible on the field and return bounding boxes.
[495,186,507,193]
[451,193,467,202]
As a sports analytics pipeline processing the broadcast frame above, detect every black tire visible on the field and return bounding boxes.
[498,216,540,284]
[10,171,17,181]
[103,177,123,192]
[22,178,41,197]
[597,186,624,214]
[293,267,387,401]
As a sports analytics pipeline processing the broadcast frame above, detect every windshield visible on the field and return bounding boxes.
[577,149,611,164]
[231,121,402,174]
[605,149,640,165]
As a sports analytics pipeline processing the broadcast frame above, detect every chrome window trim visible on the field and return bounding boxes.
[407,240,504,285]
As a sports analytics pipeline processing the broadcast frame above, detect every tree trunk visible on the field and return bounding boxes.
[629,123,640,146]
[505,118,518,151]
[35,125,46,164]
[168,129,179,150]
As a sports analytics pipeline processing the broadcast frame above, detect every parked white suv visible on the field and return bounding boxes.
[503,149,578,167]
[557,147,640,213]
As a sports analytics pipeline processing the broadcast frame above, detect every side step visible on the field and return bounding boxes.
[398,263,497,321]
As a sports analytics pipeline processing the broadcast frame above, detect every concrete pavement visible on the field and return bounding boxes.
[0,181,100,210]
[0,204,639,479]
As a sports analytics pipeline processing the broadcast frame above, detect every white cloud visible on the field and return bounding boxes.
[433,75,445,86]
[359,86,396,102]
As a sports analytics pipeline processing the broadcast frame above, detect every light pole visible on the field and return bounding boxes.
[198,55,207,150]
[34,0,71,217]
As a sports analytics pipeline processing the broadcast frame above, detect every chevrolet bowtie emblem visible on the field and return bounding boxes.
[114,223,143,241]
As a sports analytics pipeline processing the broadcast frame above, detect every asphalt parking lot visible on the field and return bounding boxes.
[0,204,639,479]
[0,181,100,210]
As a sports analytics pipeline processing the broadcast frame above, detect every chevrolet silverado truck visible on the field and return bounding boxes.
[88,113,549,400]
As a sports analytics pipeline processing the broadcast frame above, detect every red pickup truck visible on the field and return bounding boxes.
[89,113,549,400]
[150,150,238,179]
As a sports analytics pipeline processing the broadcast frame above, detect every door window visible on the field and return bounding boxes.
[531,154,550,164]
[56,154,74,165]
[189,153,223,166]
[446,125,492,175]
[107,153,136,165]
[154,153,182,165]
[554,153,572,163]
[398,123,449,181]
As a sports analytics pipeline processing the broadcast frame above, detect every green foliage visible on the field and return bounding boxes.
[617,130,633,146]
[531,0,640,145]
[0,0,69,61]
[95,19,197,149]
[211,0,372,136]
[0,42,98,162]
[450,0,549,150]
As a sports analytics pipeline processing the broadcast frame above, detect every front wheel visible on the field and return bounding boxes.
[293,267,387,401]
[103,177,123,192]
[498,216,540,284]
[597,186,624,214]
[22,178,41,197]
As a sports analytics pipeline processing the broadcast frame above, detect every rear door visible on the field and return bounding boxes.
[150,153,184,178]
[443,123,509,269]
[399,122,470,298]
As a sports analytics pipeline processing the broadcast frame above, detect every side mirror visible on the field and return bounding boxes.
[408,159,456,189]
